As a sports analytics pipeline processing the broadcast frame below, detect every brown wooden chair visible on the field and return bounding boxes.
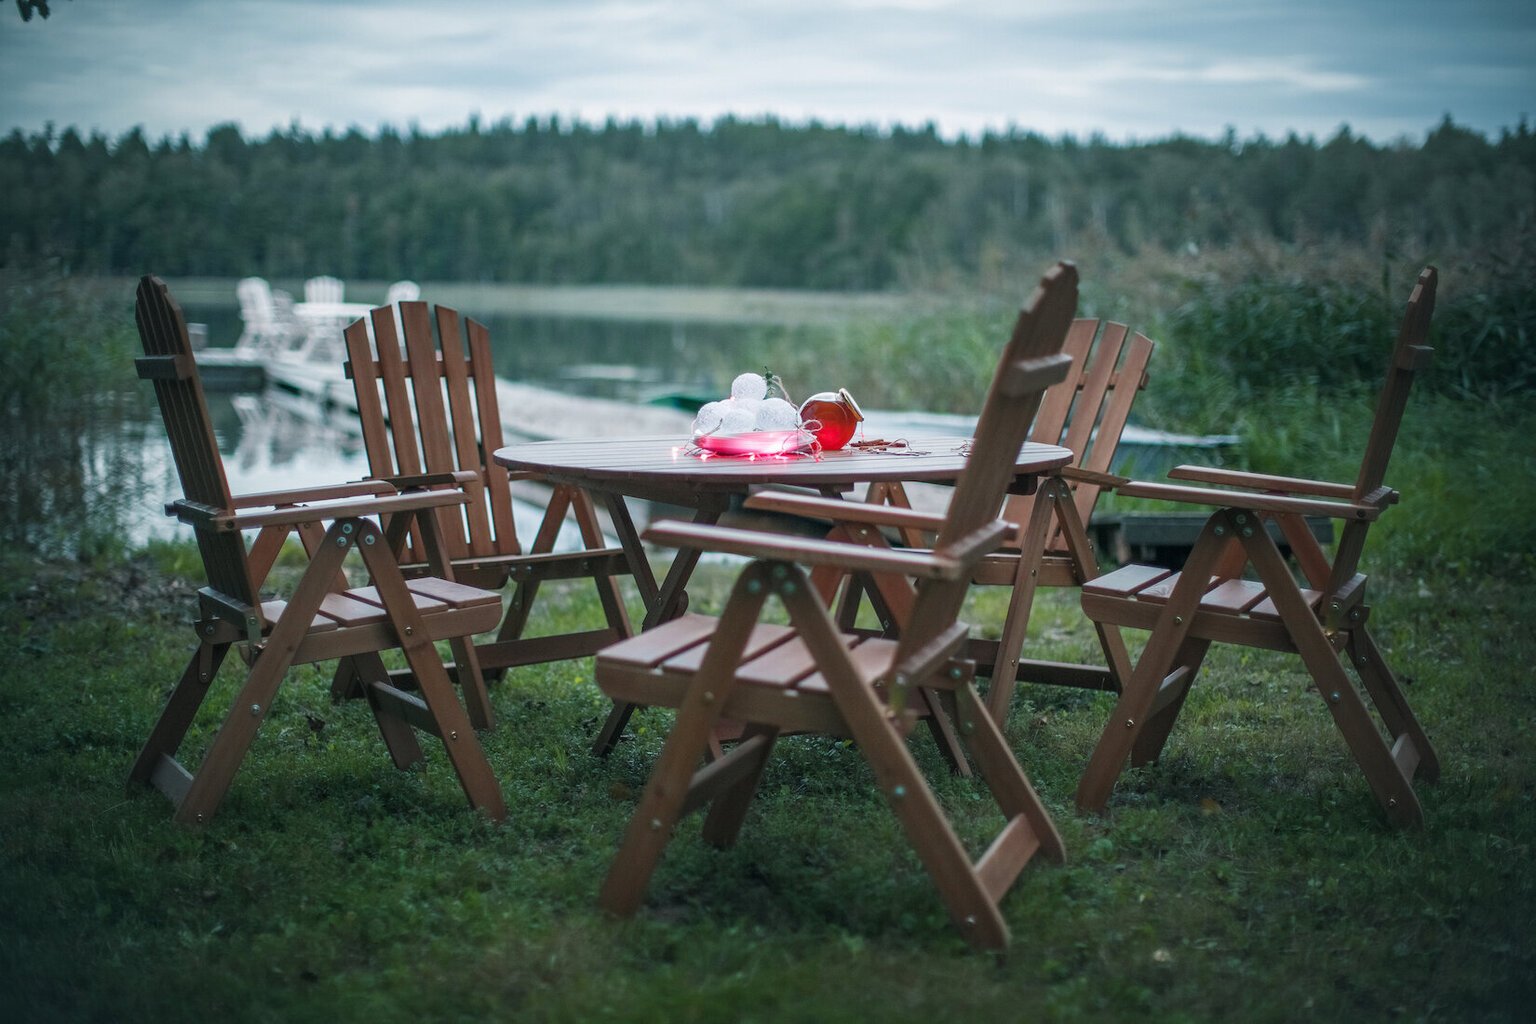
[1075,267,1442,827]
[833,318,1153,723]
[590,262,1080,950]
[342,302,634,732]
[127,277,507,825]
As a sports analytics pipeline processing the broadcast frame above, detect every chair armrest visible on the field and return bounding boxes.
[742,490,950,533]
[1165,464,1354,500]
[1060,466,1128,489]
[227,479,398,509]
[1114,480,1384,521]
[174,489,472,532]
[368,469,481,491]
[642,520,975,580]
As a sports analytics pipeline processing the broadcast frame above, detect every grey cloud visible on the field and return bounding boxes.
[1,0,1530,143]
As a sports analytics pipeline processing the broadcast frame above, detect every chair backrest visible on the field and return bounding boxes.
[385,280,422,304]
[235,277,278,350]
[305,275,345,304]
[343,302,519,564]
[134,276,261,616]
[996,317,1153,548]
[1354,266,1437,500]
[1026,318,1154,528]
[236,277,274,322]
[899,263,1078,649]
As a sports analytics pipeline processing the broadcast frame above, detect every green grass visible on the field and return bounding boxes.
[2,260,1533,1020]
[2,499,1533,1021]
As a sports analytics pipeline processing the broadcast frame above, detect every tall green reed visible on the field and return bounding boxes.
[0,263,141,558]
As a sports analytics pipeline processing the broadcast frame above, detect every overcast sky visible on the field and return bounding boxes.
[2,0,1532,145]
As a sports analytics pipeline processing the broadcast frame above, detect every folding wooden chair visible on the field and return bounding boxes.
[591,263,1080,950]
[342,302,634,731]
[127,277,507,825]
[1075,267,1442,827]
[847,319,1153,723]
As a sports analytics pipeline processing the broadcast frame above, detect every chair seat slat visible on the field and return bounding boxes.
[661,623,796,674]
[598,613,718,669]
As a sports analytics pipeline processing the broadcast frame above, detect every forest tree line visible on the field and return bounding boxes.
[2,114,1532,291]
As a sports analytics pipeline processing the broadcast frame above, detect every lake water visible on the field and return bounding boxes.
[5,304,822,555]
[4,285,1230,557]
[183,303,803,405]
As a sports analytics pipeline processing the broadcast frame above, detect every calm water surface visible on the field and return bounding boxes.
[5,309,802,553]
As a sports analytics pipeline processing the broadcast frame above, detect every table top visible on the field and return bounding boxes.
[494,434,1073,502]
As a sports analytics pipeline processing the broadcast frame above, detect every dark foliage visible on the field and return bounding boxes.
[3,115,1533,291]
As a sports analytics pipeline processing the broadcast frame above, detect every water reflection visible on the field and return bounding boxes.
[4,306,799,556]
[0,383,375,552]
[182,303,784,404]
[0,374,606,556]
[0,384,158,555]
[483,315,768,404]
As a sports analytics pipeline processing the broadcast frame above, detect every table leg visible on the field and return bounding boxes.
[600,491,661,609]
[645,505,723,629]
[592,494,726,756]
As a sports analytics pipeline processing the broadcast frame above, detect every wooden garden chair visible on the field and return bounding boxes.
[828,318,1153,723]
[127,277,507,825]
[342,302,633,731]
[1074,267,1442,827]
[591,262,1080,950]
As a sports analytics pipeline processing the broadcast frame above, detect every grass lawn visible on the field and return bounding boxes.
[3,261,1532,1020]
[1,542,1531,1022]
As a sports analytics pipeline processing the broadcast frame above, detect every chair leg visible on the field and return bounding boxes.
[493,478,564,651]
[949,684,1066,864]
[356,521,506,821]
[329,657,364,702]
[1051,482,1135,693]
[834,572,866,631]
[984,483,1057,722]
[496,579,540,648]
[1077,514,1231,814]
[173,529,358,825]
[127,637,231,789]
[411,500,497,734]
[348,651,427,769]
[918,686,973,779]
[1240,530,1423,827]
[1130,636,1211,767]
[599,566,771,916]
[783,581,1011,950]
[175,652,296,825]
[700,722,781,847]
[1348,626,1440,782]
[447,633,494,733]
[591,701,637,757]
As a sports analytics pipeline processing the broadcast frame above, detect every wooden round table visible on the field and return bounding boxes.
[494,434,1073,628]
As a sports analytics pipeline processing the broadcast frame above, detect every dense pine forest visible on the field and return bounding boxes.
[3,114,1533,291]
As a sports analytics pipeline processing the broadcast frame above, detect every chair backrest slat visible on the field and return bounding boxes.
[1030,317,1099,446]
[465,317,520,556]
[1058,321,1127,460]
[402,303,455,473]
[1354,266,1437,499]
[430,305,496,558]
[372,305,422,477]
[134,276,259,612]
[345,302,523,564]
[1000,317,1155,550]
[897,264,1077,655]
[343,316,397,477]
[1073,328,1154,527]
